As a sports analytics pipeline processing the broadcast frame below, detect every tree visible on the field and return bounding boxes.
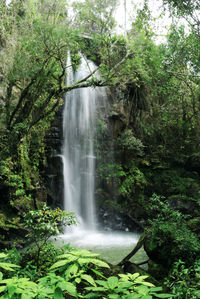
[72,0,118,34]
[23,204,75,270]
[163,0,200,18]
[0,0,132,245]
[1,0,71,142]
[0,0,123,153]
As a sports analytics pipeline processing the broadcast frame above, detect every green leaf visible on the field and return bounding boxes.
[130,273,144,280]
[0,273,3,281]
[73,250,100,258]
[150,287,163,292]
[75,277,81,284]
[0,285,6,293]
[57,281,77,297]
[65,263,79,278]
[136,276,149,280]
[119,273,140,281]
[37,284,53,298]
[78,258,109,268]
[84,293,102,298]
[108,294,120,299]
[0,262,20,271]
[139,282,155,287]
[95,280,107,287]
[81,274,96,286]
[130,295,142,298]
[22,292,36,299]
[38,296,50,299]
[107,276,118,289]
[54,287,64,299]
[153,294,174,298]
[0,254,7,259]
[134,285,149,295]
[57,254,78,263]
[118,281,133,289]
[91,268,105,278]
[7,285,16,297]
[50,260,68,270]
[85,286,107,292]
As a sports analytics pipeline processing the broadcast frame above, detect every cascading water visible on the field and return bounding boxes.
[60,55,141,265]
[62,56,100,230]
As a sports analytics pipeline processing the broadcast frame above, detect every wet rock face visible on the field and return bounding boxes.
[44,105,64,208]
[45,106,63,154]
[45,156,64,208]
[107,89,128,138]
[98,208,142,233]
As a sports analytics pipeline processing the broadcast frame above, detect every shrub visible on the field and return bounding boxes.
[0,247,174,299]
[144,194,200,268]
[23,204,76,270]
[164,259,200,299]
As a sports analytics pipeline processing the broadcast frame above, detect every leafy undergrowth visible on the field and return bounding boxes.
[0,247,173,299]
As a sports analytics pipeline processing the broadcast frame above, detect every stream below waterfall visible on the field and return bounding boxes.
[56,229,147,266]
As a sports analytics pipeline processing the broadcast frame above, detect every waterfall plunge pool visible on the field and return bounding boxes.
[55,229,147,266]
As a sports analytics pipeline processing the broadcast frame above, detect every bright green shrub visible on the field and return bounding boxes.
[164,259,200,299]
[0,247,174,299]
[23,204,76,271]
[50,248,109,288]
[84,272,173,298]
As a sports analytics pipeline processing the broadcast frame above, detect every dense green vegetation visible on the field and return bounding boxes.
[0,0,200,297]
[0,243,174,298]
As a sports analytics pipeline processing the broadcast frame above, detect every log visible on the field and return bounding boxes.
[118,233,146,266]
[136,260,149,266]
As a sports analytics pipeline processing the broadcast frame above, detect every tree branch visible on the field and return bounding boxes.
[118,234,146,266]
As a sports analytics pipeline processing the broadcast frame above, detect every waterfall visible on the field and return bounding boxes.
[62,56,102,230]
[59,56,140,264]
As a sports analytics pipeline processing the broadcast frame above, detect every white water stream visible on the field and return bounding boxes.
[60,56,141,264]
[62,56,98,230]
